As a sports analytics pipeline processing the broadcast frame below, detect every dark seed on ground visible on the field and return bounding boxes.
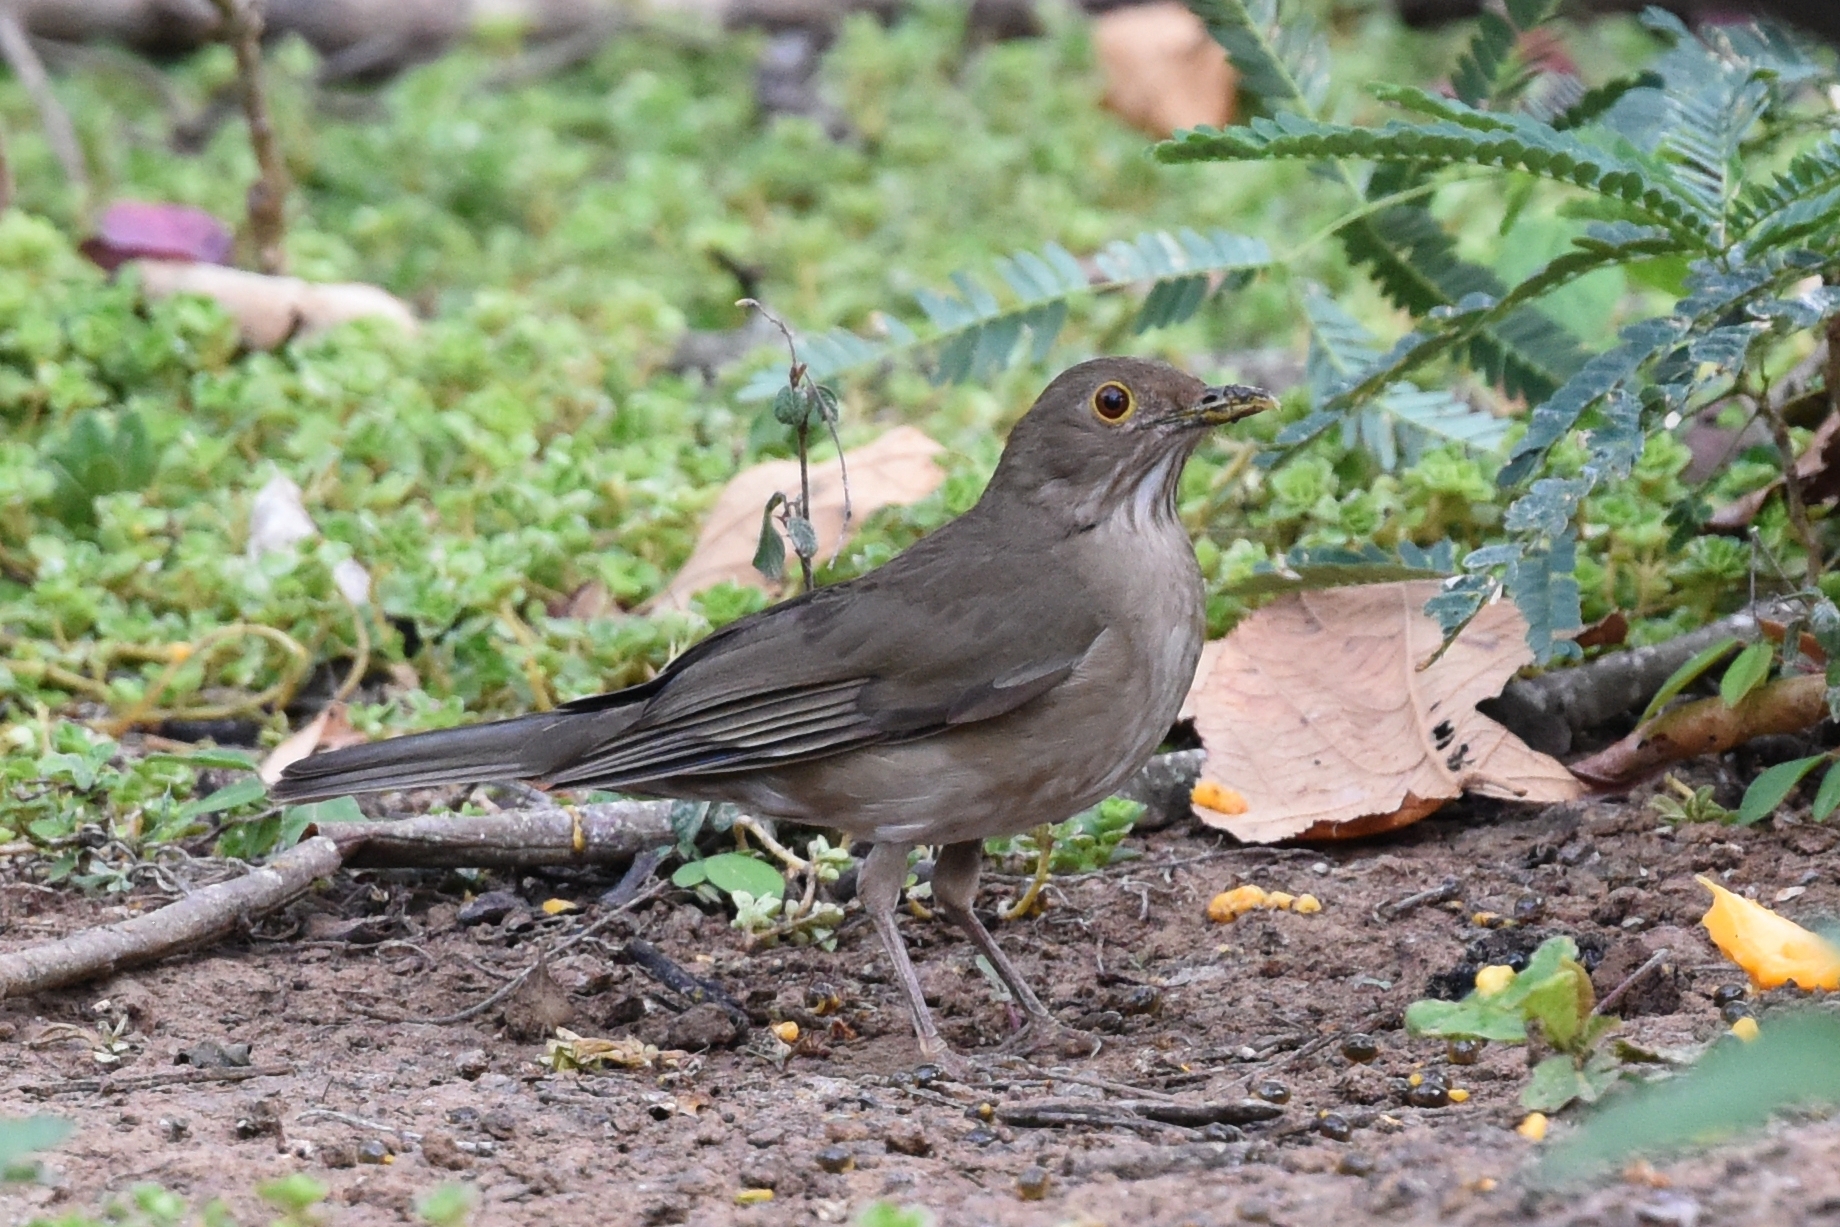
[913,1063,945,1087]
[1254,1080,1289,1104]
[1721,1001,1753,1024]
[356,1139,390,1165]
[1116,985,1161,1015]
[1317,1113,1352,1142]
[816,1146,854,1174]
[1711,984,1748,1006]
[1405,1075,1450,1109]
[965,1127,1000,1147]
[1341,1034,1379,1063]
[1338,1151,1376,1177]
[1447,1039,1485,1066]
[1511,894,1546,923]
[1016,1165,1051,1201]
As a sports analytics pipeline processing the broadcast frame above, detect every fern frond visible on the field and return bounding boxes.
[1328,223,1678,409]
[1549,71,1662,132]
[1338,206,1585,403]
[1186,0,1329,117]
[1157,111,1715,243]
[1733,133,1840,239]
[1449,0,1560,110]
[1498,315,1690,485]
[736,231,1270,399]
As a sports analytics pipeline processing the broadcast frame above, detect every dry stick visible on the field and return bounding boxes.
[1594,947,1670,1017]
[1569,672,1827,789]
[0,837,342,999]
[0,9,88,202]
[11,1062,294,1099]
[208,0,288,273]
[0,803,677,1000]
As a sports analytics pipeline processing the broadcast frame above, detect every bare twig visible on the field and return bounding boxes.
[0,837,342,999]
[316,800,675,868]
[1376,876,1461,922]
[0,9,88,202]
[207,0,289,273]
[1594,947,1670,1017]
[1570,672,1828,789]
[10,1063,293,1098]
[1754,391,1823,591]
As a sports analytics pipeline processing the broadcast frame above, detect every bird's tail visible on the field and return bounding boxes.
[270,709,606,803]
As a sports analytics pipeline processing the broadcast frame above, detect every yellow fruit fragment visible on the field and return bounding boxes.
[1448,1088,1470,1103]
[734,1189,774,1205]
[1731,1016,1760,1042]
[1517,1113,1548,1142]
[1293,894,1322,914]
[1697,875,1840,990]
[1474,964,1516,996]
[772,1021,800,1044]
[541,898,579,916]
[1206,884,1269,923]
[1191,780,1248,815]
[1266,891,1297,910]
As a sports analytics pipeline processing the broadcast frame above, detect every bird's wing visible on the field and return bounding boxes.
[541,521,1104,790]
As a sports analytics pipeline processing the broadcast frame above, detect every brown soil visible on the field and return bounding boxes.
[3,793,1838,1227]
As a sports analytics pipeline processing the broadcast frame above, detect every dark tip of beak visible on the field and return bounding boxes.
[1195,384,1279,426]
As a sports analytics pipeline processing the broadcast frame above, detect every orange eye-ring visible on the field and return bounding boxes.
[1092,382,1134,423]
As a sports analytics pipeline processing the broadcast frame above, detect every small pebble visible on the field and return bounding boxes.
[1253,1080,1289,1104]
[455,1050,489,1081]
[1340,1034,1379,1063]
[1720,1001,1753,1024]
[1016,1165,1052,1201]
[158,1118,190,1143]
[815,1146,854,1174]
[913,1063,945,1088]
[480,1110,518,1140]
[356,1139,390,1165]
[1338,1151,1376,1177]
[884,1123,931,1157]
[965,1127,1001,1147]
[1316,1113,1352,1142]
[1201,1122,1244,1144]
[1115,985,1161,1015]
[1511,894,1546,923]
[1238,1197,1273,1222]
[1447,1038,1485,1066]
[420,1131,467,1171]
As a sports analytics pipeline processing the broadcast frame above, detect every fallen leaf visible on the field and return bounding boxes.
[131,259,417,351]
[1188,581,1583,842]
[259,703,364,785]
[643,425,945,612]
[1697,875,1840,991]
[1093,1,1235,139]
[81,201,233,271]
[1573,610,1629,651]
[1707,412,1840,532]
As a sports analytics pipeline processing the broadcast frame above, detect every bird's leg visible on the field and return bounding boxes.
[932,841,1096,1057]
[859,841,962,1072]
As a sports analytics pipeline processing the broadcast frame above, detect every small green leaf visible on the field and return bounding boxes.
[1812,762,1840,823]
[1524,1053,1594,1112]
[1404,996,1528,1042]
[699,851,786,899]
[772,386,806,426]
[279,796,364,827]
[257,1173,328,1213]
[671,860,709,888]
[416,1182,476,1227]
[1639,636,1740,725]
[178,776,267,821]
[1736,755,1826,826]
[0,1116,73,1172]
[753,494,787,581]
[785,515,818,559]
[1720,641,1774,708]
[144,749,260,771]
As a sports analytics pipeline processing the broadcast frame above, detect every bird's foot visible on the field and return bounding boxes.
[995,1015,1100,1060]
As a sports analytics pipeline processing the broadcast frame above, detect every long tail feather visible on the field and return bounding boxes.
[270,710,607,802]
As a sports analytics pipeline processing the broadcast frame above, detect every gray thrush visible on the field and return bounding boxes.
[273,356,1275,1063]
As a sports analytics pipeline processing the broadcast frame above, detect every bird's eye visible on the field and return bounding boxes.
[1092,382,1134,423]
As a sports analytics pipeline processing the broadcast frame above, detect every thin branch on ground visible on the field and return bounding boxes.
[0,9,88,202]
[208,0,289,273]
[1570,672,1827,789]
[9,1063,292,1099]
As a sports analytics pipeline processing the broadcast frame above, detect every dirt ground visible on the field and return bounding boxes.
[3,786,1839,1227]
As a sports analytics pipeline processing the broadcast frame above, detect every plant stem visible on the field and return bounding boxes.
[795,414,814,591]
[0,10,88,206]
[209,0,289,274]
[1758,390,1822,591]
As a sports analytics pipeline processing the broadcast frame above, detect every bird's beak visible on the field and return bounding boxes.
[1189,384,1279,427]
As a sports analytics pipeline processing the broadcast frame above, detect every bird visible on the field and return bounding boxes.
[272,357,1276,1065]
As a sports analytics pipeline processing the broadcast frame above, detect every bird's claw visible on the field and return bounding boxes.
[995,1016,1100,1059]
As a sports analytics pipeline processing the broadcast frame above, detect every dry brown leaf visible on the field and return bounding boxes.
[1188,581,1583,843]
[1093,1,1235,139]
[259,703,365,785]
[643,425,945,613]
[133,259,418,351]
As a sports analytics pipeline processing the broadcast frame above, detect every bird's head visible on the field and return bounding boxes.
[987,357,1277,529]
